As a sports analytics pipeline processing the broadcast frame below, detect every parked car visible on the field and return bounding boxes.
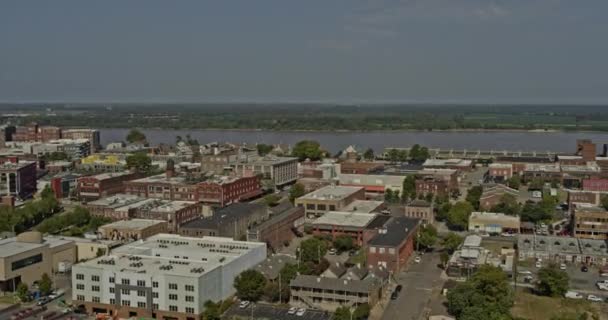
[559,263,567,270]
[296,308,306,316]
[414,256,421,263]
[239,301,250,309]
[288,307,297,315]
[36,297,50,306]
[564,291,583,299]
[535,261,542,268]
[328,248,337,255]
[587,295,603,302]
[523,275,534,283]
[581,265,589,272]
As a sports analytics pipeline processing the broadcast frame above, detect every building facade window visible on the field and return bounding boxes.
[137,290,145,297]
[76,295,85,301]
[169,305,178,312]
[121,279,130,285]
[152,281,158,288]
[137,280,145,287]
[168,283,178,290]
[91,285,100,292]
[11,254,43,271]
[109,277,115,283]
[76,274,84,280]
[185,285,194,292]
[76,284,84,290]
[92,296,100,303]
[137,302,146,308]
[169,294,178,300]
[185,295,194,302]
[91,275,100,282]
[121,289,130,295]
[186,307,195,314]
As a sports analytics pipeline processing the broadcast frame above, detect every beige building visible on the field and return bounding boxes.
[573,204,608,240]
[0,232,75,292]
[404,200,434,224]
[46,235,122,262]
[98,219,168,241]
[295,185,365,219]
[468,212,521,234]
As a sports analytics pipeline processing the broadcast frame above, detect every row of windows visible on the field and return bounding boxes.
[369,247,396,254]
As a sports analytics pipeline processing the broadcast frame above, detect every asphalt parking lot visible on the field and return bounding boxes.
[517,261,608,299]
[223,303,331,320]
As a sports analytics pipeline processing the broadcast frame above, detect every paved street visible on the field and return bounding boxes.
[382,251,446,320]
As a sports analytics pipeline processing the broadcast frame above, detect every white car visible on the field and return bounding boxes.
[296,308,306,316]
[239,301,250,309]
[597,282,608,291]
[587,295,603,302]
[535,261,542,268]
[518,270,533,275]
[328,248,337,255]
[564,291,583,299]
[288,307,298,315]
[414,256,421,263]
[560,263,567,270]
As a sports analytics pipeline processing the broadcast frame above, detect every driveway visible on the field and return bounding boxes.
[382,251,446,320]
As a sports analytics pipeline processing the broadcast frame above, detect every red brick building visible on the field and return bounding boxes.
[247,206,305,250]
[77,171,141,201]
[582,178,608,192]
[311,212,391,246]
[12,123,62,142]
[415,177,451,197]
[576,139,597,161]
[124,172,262,205]
[488,163,513,181]
[366,217,419,273]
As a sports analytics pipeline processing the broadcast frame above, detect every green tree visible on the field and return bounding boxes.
[416,225,438,251]
[442,232,464,254]
[289,183,306,203]
[126,129,147,144]
[233,269,267,302]
[528,177,544,190]
[537,264,569,297]
[40,185,55,199]
[16,283,29,302]
[299,237,328,263]
[363,148,374,161]
[256,144,274,156]
[39,273,53,296]
[202,300,221,320]
[447,265,513,319]
[353,303,370,320]
[440,251,450,268]
[600,194,608,211]
[291,140,324,161]
[465,186,483,210]
[401,175,416,202]
[387,149,400,163]
[409,144,430,162]
[397,149,409,162]
[490,194,521,216]
[436,201,452,222]
[333,235,355,253]
[507,175,521,189]
[263,194,280,207]
[333,306,352,320]
[126,152,152,172]
[384,188,400,203]
[447,201,473,231]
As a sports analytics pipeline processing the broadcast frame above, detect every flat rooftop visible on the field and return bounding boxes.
[0,235,73,258]
[423,159,472,167]
[75,234,265,277]
[88,171,135,181]
[342,200,384,213]
[238,156,297,166]
[312,211,377,228]
[86,194,147,209]
[99,219,166,231]
[297,185,363,201]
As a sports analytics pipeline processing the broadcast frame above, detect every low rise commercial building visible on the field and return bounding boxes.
[0,157,37,199]
[583,178,608,192]
[98,219,168,241]
[342,200,386,213]
[518,234,608,266]
[233,156,299,187]
[78,154,126,172]
[247,206,305,251]
[404,200,434,224]
[295,185,365,219]
[71,234,266,320]
[178,203,268,240]
[522,163,562,183]
[422,158,473,172]
[45,235,122,262]
[468,212,520,234]
[311,211,390,246]
[567,190,608,207]
[572,204,608,240]
[367,217,419,273]
[488,163,513,182]
[415,169,459,197]
[338,173,405,194]
[479,184,519,211]
[338,162,384,174]
[289,275,383,311]
[77,171,141,202]
[0,232,75,292]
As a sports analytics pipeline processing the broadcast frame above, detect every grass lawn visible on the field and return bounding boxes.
[0,294,17,304]
[511,289,607,320]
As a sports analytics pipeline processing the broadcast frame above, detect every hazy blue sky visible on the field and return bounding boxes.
[1,0,607,104]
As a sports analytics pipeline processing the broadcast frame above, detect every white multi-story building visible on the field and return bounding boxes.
[72,234,266,320]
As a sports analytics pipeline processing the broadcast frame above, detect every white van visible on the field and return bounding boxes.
[564,291,583,299]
